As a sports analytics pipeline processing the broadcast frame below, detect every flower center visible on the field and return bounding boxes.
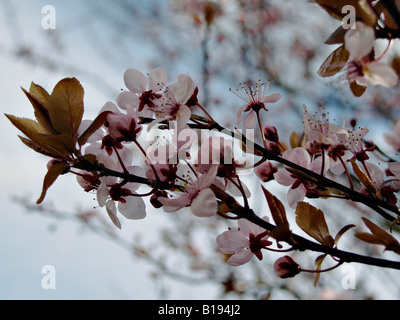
[109,184,132,203]
[139,90,162,111]
[347,61,363,82]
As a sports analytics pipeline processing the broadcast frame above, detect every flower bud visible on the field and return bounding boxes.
[150,190,168,209]
[274,256,301,279]
[263,125,279,142]
[255,161,278,182]
[266,141,281,155]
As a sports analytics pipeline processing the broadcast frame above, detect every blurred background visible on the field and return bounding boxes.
[1,0,400,299]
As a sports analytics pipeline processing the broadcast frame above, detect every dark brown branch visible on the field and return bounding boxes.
[139,115,400,223]
[212,185,400,271]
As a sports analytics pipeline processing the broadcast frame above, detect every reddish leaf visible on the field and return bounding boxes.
[318,45,349,78]
[349,81,367,97]
[78,111,111,147]
[314,254,327,287]
[48,78,84,137]
[295,202,335,247]
[37,162,69,204]
[261,186,292,242]
[355,217,400,255]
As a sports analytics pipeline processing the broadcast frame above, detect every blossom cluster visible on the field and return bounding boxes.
[6,16,400,282]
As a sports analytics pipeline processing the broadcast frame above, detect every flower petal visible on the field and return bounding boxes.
[159,193,192,212]
[216,230,249,254]
[97,182,109,207]
[236,105,246,124]
[198,164,218,189]
[345,22,374,60]
[238,216,269,237]
[284,147,311,168]
[227,247,253,266]
[176,105,192,130]
[148,67,167,91]
[191,188,217,217]
[106,200,121,229]
[118,197,146,220]
[124,69,147,93]
[117,91,139,110]
[242,110,257,129]
[287,184,306,208]
[261,93,281,104]
[358,62,398,88]
[274,170,295,186]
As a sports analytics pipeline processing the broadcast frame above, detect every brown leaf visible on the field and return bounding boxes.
[349,80,367,97]
[18,136,58,158]
[41,134,77,156]
[355,217,400,255]
[37,162,69,204]
[29,81,51,107]
[295,202,335,247]
[6,114,76,157]
[48,78,84,137]
[318,45,349,77]
[324,26,346,45]
[261,186,292,242]
[355,218,400,254]
[78,111,111,147]
[350,160,376,193]
[358,0,377,26]
[314,254,327,287]
[334,224,356,246]
[391,57,400,77]
[21,85,54,134]
[373,1,399,30]
[289,131,302,149]
[6,115,61,156]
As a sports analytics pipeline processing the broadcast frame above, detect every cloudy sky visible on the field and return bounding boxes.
[0,0,221,299]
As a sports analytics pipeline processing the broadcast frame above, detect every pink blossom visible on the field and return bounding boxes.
[274,147,329,208]
[231,79,281,129]
[255,160,278,182]
[216,217,271,266]
[388,162,400,190]
[159,164,218,217]
[107,106,142,142]
[345,22,398,88]
[195,137,236,177]
[117,67,167,113]
[151,74,196,130]
[384,120,400,152]
[147,126,196,165]
[302,105,348,147]
[273,256,301,279]
[340,126,370,161]
[96,157,146,228]
[361,162,397,205]
[194,137,250,198]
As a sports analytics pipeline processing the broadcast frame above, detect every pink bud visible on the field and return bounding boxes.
[255,161,278,182]
[274,256,301,279]
[263,126,279,142]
